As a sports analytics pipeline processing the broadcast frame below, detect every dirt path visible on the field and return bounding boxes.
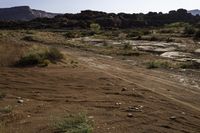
[0,47,200,133]
[76,53,200,112]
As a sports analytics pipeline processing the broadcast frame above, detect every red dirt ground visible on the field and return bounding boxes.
[0,47,200,133]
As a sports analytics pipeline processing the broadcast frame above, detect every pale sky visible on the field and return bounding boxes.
[0,0,199,13]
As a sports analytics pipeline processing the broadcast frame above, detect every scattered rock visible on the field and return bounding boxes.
[116,102,122,106]
[194,49,200,54]
[179,78,185,83]
[106,83,114,86]
[180,69,186,72]
[126,105,143,112]
[88,116,94,119]
[170,116,176,120]
[121,87,127,91]
[181,112,186,115]
[17,97,22,99]
[161,52,192,59]
[127,113,133,118]
[18,99,24,104]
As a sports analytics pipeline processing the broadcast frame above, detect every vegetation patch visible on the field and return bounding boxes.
[179,62,200,69]
[15,46,63,67]
[0,92,6,100]
[22,35,40,42]
[54,113,93,133]
[123,42,132,50]
[0,105,12,114]
[146,61,171,69]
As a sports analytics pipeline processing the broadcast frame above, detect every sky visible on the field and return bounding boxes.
[0,0,199,14]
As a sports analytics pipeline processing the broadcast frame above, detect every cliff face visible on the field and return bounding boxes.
[0,6,58,21]
[188,10,200,16]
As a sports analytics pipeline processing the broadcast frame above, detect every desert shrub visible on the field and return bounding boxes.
[47,47,64,61]
[194,30,200,39]
[166,38,174,43]
[64,31,81,38]
[159,29,175,34]
[123,42,132,50]
[146,61,170,69]
[141,30,151,35]
[22,35,44,43]
[127,31,141,37]
[183,26,195,35]
[118,51,141,56]
[90,23,101,34]
[54,113,93,133]
[179,62,200,69]
[118,33,127,40]
[136,35,142,40]
[22,36,36,41]
[0,105,12,114]
[25,30,35,34]
[165,22,190,28]
[15,46,63,67]
[150,36,159,41]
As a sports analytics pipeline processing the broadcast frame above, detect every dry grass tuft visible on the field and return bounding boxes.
[0,42,25,67]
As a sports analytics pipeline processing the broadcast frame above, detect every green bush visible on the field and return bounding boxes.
[54,113,93,133]
[184,26,195,35]
[123,42,132,50]
[159,29,175,34]
[128,31,141,37]
[166,22,190,28]
[146,61,170,69]
[22,36,36,41]
[194,30,200,39]
[15,46,63,67]
[47,47,64,61]
[179,62,200,69]
[0,105,12,114]
[150,36,159,41]
[64,31,81,38]
[90,23,101,34]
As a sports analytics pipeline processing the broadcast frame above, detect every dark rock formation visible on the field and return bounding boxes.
[0,6,58,21]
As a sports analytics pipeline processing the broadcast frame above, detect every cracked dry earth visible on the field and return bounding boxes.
[0,47,200,133]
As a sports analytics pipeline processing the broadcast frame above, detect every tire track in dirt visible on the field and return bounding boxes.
[76,56,200,112]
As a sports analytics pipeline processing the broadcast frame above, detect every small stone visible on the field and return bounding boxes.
[179,79,185,83]
[116,102,122,106]
[106,83,114,86]
[18,99,24,104]
[26,99,30,102]
[88,116,94,119]
[180,69,186,72]
[121,87,127,91]
[27,115,31,118]
[127,113,133,118]
[17,97,22,99]
[170,116,176,120]
[181,112,186,115]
